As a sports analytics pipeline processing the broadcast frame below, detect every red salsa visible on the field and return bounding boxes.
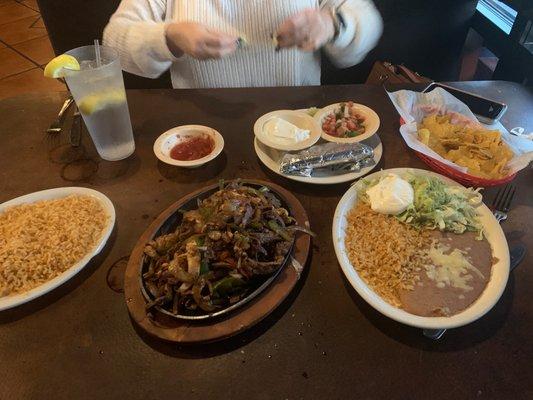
[170,135,214,161]
[322,101,366,138]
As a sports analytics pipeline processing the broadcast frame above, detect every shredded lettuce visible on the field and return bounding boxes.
[306,107,319,117]
[358,174,483,238]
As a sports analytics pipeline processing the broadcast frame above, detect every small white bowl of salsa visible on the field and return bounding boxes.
[314,102,380,143]
[153,125,224,168]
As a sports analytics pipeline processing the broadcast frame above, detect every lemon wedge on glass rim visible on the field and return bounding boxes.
[44,54,127,115]
[44,54,81,78]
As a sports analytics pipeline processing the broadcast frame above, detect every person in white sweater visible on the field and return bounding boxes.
[103,0,383,88]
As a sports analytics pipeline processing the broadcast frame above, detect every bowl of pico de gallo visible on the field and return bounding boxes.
[314,101,380,143]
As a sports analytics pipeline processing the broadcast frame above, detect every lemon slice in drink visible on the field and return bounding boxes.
[78,89,126,115]
[44,54,80,78]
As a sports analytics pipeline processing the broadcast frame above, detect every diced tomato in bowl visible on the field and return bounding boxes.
[321,101,367,138]
[314,102,380,144]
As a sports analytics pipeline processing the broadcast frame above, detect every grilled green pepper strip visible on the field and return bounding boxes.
[268,220,292,241]
[212,276,245,297]
[199,258,210,275]
[249,221,263,230]
[347,128,365,138]
[195,235,210,275]
[244,187,267,203]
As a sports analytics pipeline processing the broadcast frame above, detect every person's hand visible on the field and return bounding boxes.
[275,8,335,52]
[165,22,238,60]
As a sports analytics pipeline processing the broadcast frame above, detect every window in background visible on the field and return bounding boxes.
[470,1,533,83]
[476,0,518,34]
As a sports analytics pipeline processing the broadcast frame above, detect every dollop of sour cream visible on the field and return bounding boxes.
[263,117,310,144]
[365,174,414,215]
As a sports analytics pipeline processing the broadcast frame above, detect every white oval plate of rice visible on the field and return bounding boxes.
[332,168,510,330]
[0,187,115,311]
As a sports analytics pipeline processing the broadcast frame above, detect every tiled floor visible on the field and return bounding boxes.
[0,0,65,100]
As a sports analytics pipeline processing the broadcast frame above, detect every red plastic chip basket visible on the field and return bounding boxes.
[399,118,516,187]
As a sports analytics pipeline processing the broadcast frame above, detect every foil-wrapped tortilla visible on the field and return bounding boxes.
[280,142,374,177]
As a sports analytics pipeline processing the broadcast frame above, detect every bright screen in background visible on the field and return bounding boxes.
[477,0,518,34]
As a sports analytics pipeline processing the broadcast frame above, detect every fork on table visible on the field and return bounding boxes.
[46,96,74,135]
[491,184,516,223]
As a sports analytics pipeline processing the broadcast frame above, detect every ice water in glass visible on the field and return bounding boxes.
[64,45,135,161]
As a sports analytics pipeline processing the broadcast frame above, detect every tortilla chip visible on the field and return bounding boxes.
[417,113,514,179]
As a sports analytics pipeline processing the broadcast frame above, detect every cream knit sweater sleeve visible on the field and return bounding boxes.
[325,0,383,68]
[103,0,177,78]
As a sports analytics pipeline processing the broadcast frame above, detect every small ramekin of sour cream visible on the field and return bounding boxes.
[254,110,322,151]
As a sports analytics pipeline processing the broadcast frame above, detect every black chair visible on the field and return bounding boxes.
[38,0,477,88]
[322,0,479,84]
[37,0,171,89]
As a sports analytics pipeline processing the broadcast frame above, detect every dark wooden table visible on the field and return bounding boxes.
[0,81,532,400]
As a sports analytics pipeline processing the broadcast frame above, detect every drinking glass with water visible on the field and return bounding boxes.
[63,45,135,161]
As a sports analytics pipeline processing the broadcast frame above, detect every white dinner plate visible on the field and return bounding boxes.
[254,134,383,185]
[314,102,380,143]
[0,187,116,311]
[332,168,510,329]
